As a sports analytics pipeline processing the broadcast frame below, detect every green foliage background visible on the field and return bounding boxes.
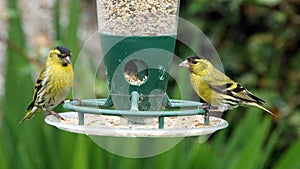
[1,0,300,168]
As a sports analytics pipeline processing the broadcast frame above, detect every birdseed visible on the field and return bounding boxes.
[124,71,148,85]
[61,114,221,129]
[97,0,179,36]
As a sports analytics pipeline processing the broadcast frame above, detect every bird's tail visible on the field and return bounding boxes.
[19,104,39,123]
[247,102,276,117]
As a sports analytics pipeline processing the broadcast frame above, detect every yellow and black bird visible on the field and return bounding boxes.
[20,46,74,123]
[179,55,275,116]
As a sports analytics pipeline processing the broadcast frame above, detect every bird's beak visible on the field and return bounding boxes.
[64,56,71,64]
[178,60,190,68]
[62,56,71,65]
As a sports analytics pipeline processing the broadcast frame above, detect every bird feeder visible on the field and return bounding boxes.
[46,0,228,139]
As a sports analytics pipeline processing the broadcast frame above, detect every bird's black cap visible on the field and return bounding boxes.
[187,55,204,60]
[55,46,71,56]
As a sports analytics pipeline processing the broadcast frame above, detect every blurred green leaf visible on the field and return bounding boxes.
[274,138,300,169]
[65,0,81,62]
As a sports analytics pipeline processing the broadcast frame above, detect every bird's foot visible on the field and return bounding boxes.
[206,108,222,113]
[62,98,83,106]
[50,111,65,121]
[205,105,225,113]
[199,103,220,113]
[43,109,65,121]
[197,103,210,109]
[202,105,224,125]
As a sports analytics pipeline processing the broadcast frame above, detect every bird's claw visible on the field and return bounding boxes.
[198,103,220,113]
[71,98,83,106]
[62,98,83,106]
[199,104,224,125]
[45,109,65,121]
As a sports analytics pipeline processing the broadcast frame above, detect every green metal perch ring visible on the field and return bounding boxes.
[62,91,214,128]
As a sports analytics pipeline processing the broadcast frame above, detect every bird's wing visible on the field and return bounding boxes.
[26,68,46,110]
[209,82,265,105]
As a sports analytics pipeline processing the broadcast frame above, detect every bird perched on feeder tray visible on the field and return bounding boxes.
[20,46,74,123]
[179,55,275,116]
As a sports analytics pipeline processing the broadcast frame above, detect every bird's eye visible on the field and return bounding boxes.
[191,60,198,64]
[57,54,63,58]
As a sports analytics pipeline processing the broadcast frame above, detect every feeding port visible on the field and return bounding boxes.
[45,0,228,139]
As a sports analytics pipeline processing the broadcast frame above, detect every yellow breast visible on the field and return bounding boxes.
[189,72,225,106]
[190,73,212,103]
[50,64,74,103]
